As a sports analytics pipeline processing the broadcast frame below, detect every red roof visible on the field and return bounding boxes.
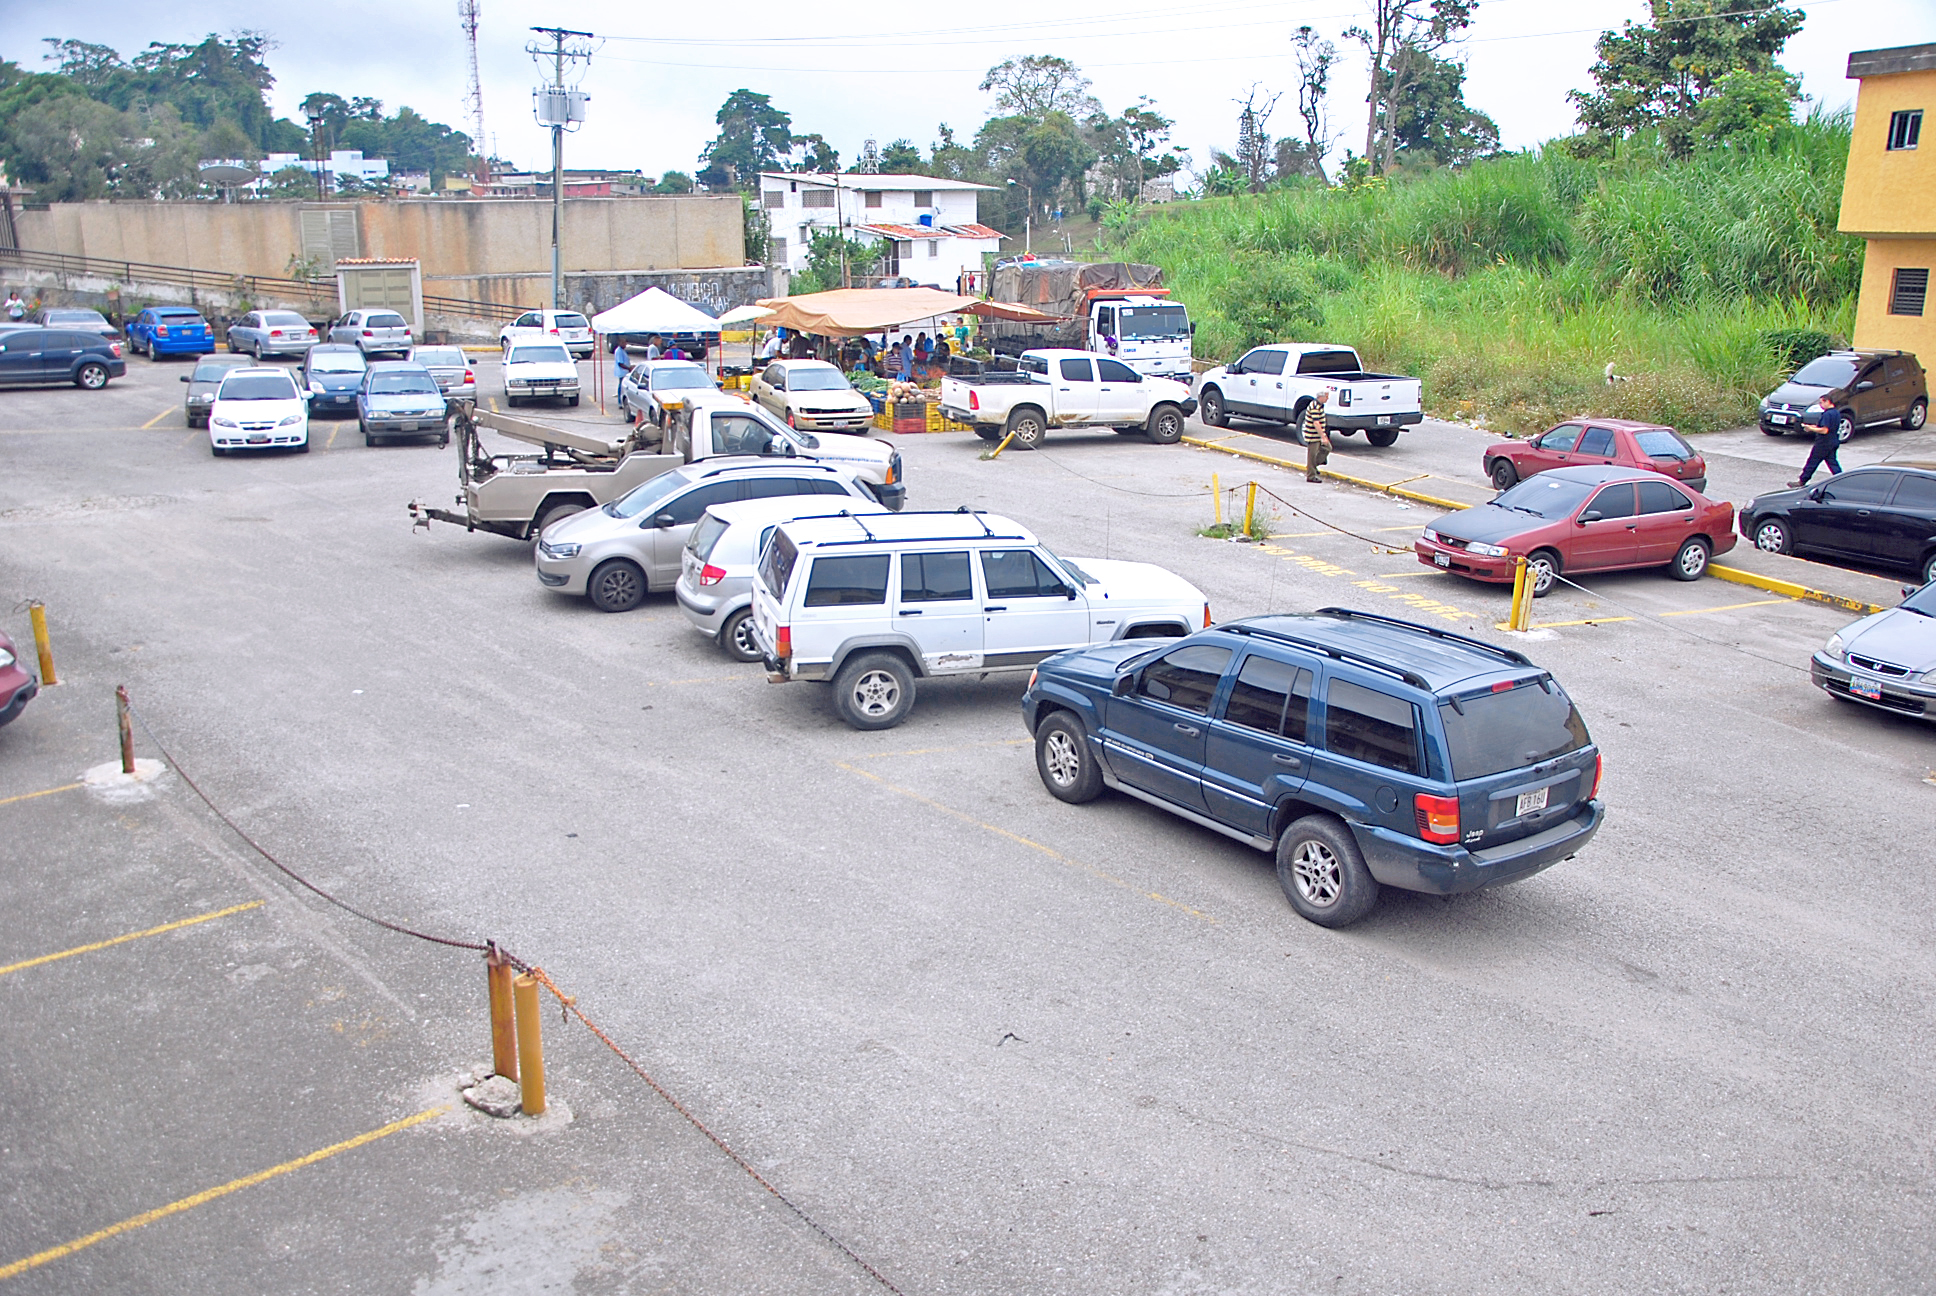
[857,224,936,240]
[947,223,1006,240]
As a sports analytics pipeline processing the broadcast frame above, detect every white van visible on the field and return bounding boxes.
[749,510,1210,729]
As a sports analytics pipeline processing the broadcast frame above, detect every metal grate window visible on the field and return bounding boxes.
[762,190,785,208]
[767,237,787,262]
[801,189,834,209]
[1888,109,1923,151]
[1890,267,1929,317]
[863,190,883,208]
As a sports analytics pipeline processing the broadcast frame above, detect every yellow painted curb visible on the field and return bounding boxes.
[1707,564,1886,616]
[1180,436,1470,511]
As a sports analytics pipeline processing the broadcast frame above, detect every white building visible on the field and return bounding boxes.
[759,173,1004,290]
[259,150,393,186]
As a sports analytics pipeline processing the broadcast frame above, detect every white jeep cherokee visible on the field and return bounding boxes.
[749,510,1210,729]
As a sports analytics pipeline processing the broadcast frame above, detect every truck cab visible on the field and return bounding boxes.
[1090,296,1194,383]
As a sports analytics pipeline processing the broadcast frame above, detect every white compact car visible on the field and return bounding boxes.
[752,359,874,432]
[503,341,581,407]
[500,309,595,359]
[208,367,310,456]
[750,510,1211,729]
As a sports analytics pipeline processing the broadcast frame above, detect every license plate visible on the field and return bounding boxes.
[400,421,419,432]
[1771,413,1791,424]
[1851,678,1883,701]
[1515,786,1549,816]
[246,433,269,444]
[1434,551,1451,567]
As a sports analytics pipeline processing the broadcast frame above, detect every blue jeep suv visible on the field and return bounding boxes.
[1021,608,1604,926]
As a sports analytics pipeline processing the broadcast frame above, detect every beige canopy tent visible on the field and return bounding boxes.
[752,287,1060,338]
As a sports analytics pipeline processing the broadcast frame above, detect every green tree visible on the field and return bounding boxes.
[652,170,695,194]
[979,55,1100,120]
[794,229,885,293]
[789,133,840,172]
[337,104,473,182]
[697,89,793,192]
[1389,46,1499,168]
[1346,0,1476,175]
[878,139,924,173]
[1288,26,1339,182]
[260,164,320,199]
[1569,0,1805,156]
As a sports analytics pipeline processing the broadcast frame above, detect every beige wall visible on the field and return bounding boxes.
[15,196,744,279]
[1839,66,1936,238]
[1851,236,1936,358]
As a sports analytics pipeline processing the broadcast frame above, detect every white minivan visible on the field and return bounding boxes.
[749,511,1210,729]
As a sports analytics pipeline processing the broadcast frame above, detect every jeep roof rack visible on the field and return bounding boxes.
[1312,607,1533,667]
[1223,622,1432,691]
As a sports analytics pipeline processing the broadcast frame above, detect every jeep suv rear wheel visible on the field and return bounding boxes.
[833,652,915,730]
[1276,815,1379,927]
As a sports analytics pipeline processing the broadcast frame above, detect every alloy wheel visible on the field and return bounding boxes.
[849,669,902,718]
[1042,730,1082,787]
[1290,840,1342,908]
[1755,521,1789,553]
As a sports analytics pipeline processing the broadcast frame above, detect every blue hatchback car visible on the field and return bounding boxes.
[1022,608,1604,926]
[357,361,451,446]
[128,306,214,359]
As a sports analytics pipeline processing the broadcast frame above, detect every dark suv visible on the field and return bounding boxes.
[1759,350,1927,441]
[1021,609,1604,927]
[0,327,126,390]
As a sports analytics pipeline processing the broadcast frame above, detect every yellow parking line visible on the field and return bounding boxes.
[836,762,1215,922]
[858,739,1032,760]
[178,428,202,447]
[0,1106,447,1281]
[0,901,264,978]
[1658,598,1792,618]
[0,782,82,809]
[139,407,176,430]
[489,397,500,413]
[326,424,340,451]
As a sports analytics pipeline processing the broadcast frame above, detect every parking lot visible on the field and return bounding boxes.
[3,353,1933,1293]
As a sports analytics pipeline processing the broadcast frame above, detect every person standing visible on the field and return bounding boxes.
[1302,389,1332,483]
[1790,394,1844,487]
[4,290,23,321]
[758,329,783,360]
[612,341,632,383]
[644,335,663,362]
[894,335,914,382]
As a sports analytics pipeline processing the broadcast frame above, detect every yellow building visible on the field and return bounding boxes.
[1842,43,1936,358]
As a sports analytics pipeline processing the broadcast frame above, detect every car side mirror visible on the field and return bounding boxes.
[1808,487,1826,502]
[1855,381,1875,392]
[1063,584,1078,600]
[1112,673,1134,697]
[179,375,190,383]
[1227,361,1243,375]
[654,512,677,529]
[1905,586,1918,601]
[1577,510,1602,524]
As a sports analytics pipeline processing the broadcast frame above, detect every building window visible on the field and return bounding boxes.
[926,240,939,257]
[763,190,785,208]
[913,190,934,206]
[863,190,883,209]
[801,189,834,209]
[1890,267,1929,316]
[1888,109,1923,151]
[768,237,788,263]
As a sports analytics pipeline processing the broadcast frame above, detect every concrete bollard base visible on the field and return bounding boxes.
[81,758,167,803]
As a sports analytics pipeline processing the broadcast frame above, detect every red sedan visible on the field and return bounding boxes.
[0,629,37,728]
[1482,418,1707,494]
[1416,465,1737,597]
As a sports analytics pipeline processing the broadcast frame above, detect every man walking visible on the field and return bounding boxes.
[1302,389,1332,483]
[1790,394,1843,487]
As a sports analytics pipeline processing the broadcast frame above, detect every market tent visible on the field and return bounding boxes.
[753,287,1058,338]
[715,303,774,326]
[589,286,722,336]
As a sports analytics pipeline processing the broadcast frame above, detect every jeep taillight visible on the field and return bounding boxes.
[1414,793,1460,844]
[774,625,791,660]
[699,563,727,586]
[1588,752,1603,800]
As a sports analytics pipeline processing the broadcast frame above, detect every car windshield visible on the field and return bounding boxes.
[193,360,249,380]
[651,366,711,390]
[1901,583,1936,616]
[369,373,439,395]
[1490,475,1597,519]
[1632,429,1693,460]
[1439,678,1591,779]
[1041,548,1097,586]
[556,313,590,329]
[1791,356,1859,388]
[366,313,408,329]
[310,352,365,374]
[786,368,851,391]
[413,348,465,367]
[219,374,297,400]
[511,345,571,364]
[1117,306,1189,338]
[264,312,309,327]
[608,472,689,519]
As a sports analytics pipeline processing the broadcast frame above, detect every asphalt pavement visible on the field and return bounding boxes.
[1,353,1932,1294]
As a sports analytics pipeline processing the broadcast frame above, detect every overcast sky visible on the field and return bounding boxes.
[4,0,1930,181]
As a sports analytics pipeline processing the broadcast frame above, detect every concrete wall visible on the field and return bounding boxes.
[14,196,744,278]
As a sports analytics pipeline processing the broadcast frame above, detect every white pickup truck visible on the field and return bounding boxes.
[665,390,907,510]
[1194,343,1422,446]
[939,348,1198,450]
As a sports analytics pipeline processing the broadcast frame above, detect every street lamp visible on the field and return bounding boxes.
[1006,178,1031,254]
[303,107,328,201]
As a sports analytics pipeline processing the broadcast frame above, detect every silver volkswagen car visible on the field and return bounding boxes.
[534,460,882,613]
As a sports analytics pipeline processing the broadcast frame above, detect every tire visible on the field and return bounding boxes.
[1287,400,1310,446]
[148,344,162,363]
[1753,517,1792,555]
[1921,550,1936,587]
[1489,458,1519,490]
[75,362,108,390]
[1034,711,1102,804]
[1275,815,1379,928]
[1669,535,1710,581]
[1904,397,1928,431]
[531,501,586,543]
[1527,549,1562,598]
[294,439,309,454]
[718,608,762,662]
[586,559,647,613]
[1145,402,1185,444]
[1834,413,1855,443]
[210,444,225,457]
[568,395,579,407]
[832,652,916,730]
[252,341,264,360]
[973,427,1001,442]
[1004,406,1047,451]
[1199,387,1228,428]
[1366,427,1399,447]
[364,432,376,447]
[1762,423,1786,437]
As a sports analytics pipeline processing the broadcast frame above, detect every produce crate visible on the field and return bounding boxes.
[890,400,928,435]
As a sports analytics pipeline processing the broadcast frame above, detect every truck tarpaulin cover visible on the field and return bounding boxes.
[991,261,1166,315]
[753,288,1057,337]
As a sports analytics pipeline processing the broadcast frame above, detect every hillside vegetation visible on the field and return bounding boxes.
[1099,113,1859,434]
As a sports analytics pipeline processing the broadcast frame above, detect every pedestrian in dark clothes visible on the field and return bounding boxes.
[1303,390,1332,482]
[1790,394,1844,487]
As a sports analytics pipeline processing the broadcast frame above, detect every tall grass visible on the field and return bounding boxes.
[1101,111,1860,433]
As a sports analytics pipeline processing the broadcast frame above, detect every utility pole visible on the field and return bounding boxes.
[528,26,592,311]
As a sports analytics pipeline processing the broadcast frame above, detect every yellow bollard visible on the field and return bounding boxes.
[486,950,518,1082]
[1212,472,1223,527]
[513,973,545,1116]
[985,430,1016,459]
[1507,556,1530,632]
[1243,481,1257,537]
[28,601,55,686]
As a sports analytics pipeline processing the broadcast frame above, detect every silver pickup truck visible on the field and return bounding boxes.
[1194,343,1423,446]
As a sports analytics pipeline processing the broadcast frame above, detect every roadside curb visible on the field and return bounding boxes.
[1708,564,1886,615]
[1181,435,1472,511]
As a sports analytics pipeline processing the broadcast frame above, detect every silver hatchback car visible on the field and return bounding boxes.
[329,309,413,358]
[535,460,883,613]
[678,495,890,659]
[227,309,319,359]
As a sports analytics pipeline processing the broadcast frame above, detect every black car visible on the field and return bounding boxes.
[180,353,255,428]
[1021,608,1604,927]
[0,327,127,390]
[1741,463,1936,587]
[1759,350,1927,441]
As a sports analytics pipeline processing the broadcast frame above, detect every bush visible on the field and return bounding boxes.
[1221,259,1326,352]
[1760,328,1839,374]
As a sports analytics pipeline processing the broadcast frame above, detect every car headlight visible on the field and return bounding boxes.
[541,541,581,559]
[0,647,14,669]
[1825,632,1846,660]
[310,380,325,394]
[1422,528,1439,542]
[213,417,238,428]
[277,414,302,426]
[1470,542,1508,557]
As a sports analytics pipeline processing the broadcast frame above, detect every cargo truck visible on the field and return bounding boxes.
[981,260,1194,384]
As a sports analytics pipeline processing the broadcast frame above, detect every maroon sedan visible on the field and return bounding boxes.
[1483,418,1707,494]
[0,629,37,728]
[1416,465,1737,597]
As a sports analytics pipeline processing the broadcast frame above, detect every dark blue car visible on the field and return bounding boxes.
[128,306,214,359]
[0,327,126,389]
[1021,608,1604,926]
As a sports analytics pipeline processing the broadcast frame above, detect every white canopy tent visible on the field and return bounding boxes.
[589,286,724,337]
